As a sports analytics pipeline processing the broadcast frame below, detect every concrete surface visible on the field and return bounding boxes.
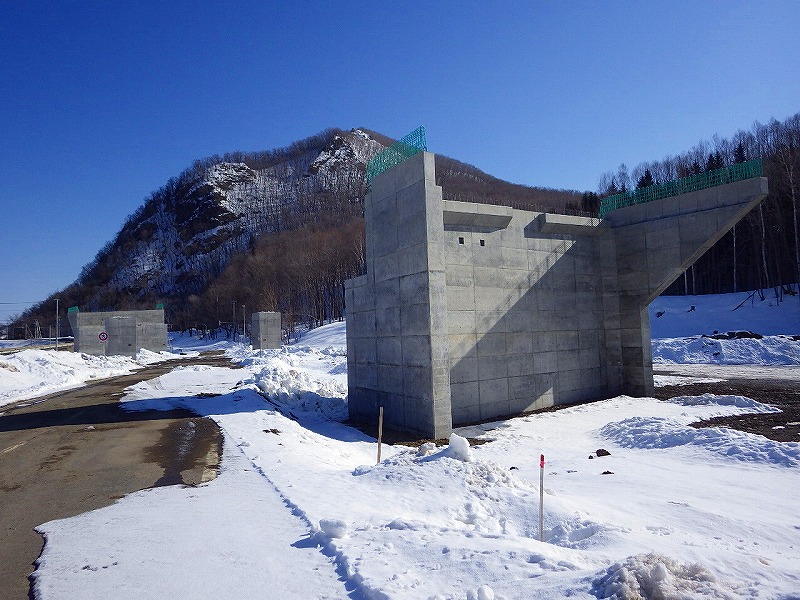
[67,309,167,357]
[251,311,282,350]
[346,151,768,438]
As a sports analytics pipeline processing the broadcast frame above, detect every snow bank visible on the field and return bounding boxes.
[653,334,800,365]
[591,553,730,599]
[0,350,138,408]
[599,395,799,467]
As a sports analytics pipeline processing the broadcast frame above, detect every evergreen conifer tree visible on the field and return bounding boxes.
[636,169,654,189]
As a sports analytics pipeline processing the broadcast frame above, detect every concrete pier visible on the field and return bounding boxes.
[346,152,768,438]
[251,311,282,349]
[68,309,167,357]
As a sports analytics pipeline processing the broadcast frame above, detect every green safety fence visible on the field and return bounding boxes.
[599,158,762,218]
[366,126,427,185]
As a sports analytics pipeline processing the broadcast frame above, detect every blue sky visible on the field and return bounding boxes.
[2,0,799,323]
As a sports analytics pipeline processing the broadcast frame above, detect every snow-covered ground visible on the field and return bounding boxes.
[2,290,800,599]
[0,347,193,410]
[649,291,799,367]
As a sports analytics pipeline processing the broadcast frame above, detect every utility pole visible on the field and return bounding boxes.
[231,301,236,342]
[242,304,246,341]
[55,298,60,351]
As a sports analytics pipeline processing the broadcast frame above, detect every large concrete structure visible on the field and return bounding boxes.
[250,311,282,349]
[68,309,167,357]
[345,151,768,438]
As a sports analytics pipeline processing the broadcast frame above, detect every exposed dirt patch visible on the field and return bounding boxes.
[653,377,800,442]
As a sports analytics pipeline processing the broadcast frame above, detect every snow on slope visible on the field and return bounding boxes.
[28,319,800,600]
[649,290,799,338]
[649,290,800,366]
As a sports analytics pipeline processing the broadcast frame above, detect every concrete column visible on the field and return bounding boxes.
[347,152,452,438]
[251,312,281,349]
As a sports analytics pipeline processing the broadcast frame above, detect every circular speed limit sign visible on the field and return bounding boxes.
[98,331,108,342]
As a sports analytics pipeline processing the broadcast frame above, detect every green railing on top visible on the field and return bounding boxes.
[599,158,763,218]
[366,126,427,185]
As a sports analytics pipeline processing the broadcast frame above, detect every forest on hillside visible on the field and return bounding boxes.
[8,129,580,339]
[589,112,800,298]
[8,115,798,340]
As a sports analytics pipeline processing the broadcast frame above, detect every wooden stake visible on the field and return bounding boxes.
[376,406,384,464]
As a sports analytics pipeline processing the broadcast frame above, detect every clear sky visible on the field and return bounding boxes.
[2,0,799,323]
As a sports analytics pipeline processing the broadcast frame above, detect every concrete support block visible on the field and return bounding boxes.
[348,146,767,438]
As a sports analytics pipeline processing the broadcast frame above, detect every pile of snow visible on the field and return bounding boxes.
[0,347,191,410]
[650,290,800,366]
[591,553,729,599]
[653,334,800,365]
[600,399,799,467]
[0,350,136,409]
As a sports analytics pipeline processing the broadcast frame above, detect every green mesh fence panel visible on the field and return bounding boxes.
[67,306,80,313]
[599,158,763,218]
[155,303,164,310]
[366,126,427,185]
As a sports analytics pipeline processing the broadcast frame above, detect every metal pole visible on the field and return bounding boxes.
[231,301,236,342]
[242,304,246,340]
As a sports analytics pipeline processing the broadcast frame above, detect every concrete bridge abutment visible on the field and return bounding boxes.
[346,152,768,438]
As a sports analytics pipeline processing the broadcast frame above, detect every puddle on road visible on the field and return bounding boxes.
[144,417,222,487]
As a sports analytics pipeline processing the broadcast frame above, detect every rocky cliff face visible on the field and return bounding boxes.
[96,129,383,300]
[33,127,581,323]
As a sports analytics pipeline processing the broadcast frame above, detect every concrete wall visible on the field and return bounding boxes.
[346,151,768,438]
[346,152,451,437]
[67,309,167,357]
[444,203,611,425]
[251,312,282,349]
[604,176,769,396]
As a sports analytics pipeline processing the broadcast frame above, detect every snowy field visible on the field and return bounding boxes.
[1,290,799,599]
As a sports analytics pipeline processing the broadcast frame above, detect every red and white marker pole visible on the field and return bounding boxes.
[539,454,545,542]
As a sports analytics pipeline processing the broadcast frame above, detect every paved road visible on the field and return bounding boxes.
[0,354,231,600]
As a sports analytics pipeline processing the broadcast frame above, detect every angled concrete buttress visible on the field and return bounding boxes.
[345,151,768,438]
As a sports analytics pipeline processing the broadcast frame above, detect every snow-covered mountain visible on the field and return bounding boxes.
[103,129,382,299]
[17,127,581,329]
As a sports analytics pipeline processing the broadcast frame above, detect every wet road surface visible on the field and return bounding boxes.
[0,353,233,600]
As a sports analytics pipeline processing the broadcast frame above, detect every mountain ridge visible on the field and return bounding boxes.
[13,128,582,335]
